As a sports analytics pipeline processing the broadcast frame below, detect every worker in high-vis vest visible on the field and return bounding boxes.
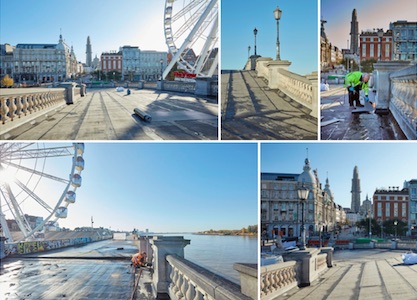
[131,251,147,267]
[344,71,370,107]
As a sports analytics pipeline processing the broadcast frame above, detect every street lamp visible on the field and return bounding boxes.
[298,184,309,250]
[253,28,258,56]
[377,28,384,61]
[248,46,251,58]
[394,220,398,238]
[273,6,282,60]
[368,209,372,238]
[159,59,163,80]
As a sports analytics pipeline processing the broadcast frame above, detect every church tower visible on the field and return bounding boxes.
[351,166,361,213]
[86,36,92,67]
[350,9,359,54]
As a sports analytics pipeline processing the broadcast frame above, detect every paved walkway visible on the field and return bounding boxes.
[0,240,139,299]
[275,249,417,300]
[320,85,406,140]
[0,88,218,140]
[221,70,317,140]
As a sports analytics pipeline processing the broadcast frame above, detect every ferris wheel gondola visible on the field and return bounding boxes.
[0,143,85,242]
[163,0,219,79]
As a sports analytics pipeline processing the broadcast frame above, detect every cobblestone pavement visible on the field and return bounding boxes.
[0,88,218,140]
[221,70,317,140]
[276,249,417,300]
[320,85,406,140]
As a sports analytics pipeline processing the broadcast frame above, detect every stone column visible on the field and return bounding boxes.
[249,55,261,70]
[372,61,413,110]
[150,236,190,298]
[59,82,76,104]
[256,57,273,79]
[266,60,292,90]
[306,72,319,119]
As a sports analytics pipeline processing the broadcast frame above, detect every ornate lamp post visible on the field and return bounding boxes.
[273,6,282,60]
[253,28,258,56]
[248,46,251,58]
[298,184,309,250]
[377,28,384,61]
[394,220,398,238]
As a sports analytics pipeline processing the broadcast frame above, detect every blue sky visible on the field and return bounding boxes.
[0,0,168,62]
[261,142,417,209]
[19,142,258,232]
[221,0,318,75]
[321,0,417,50]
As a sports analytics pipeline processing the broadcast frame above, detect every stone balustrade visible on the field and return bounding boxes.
[166,254,251,300]
[1,89,66,124]
[260,260,300,300]
[149,236,254,299]
[254,57,318,118]
[389,64,417,140]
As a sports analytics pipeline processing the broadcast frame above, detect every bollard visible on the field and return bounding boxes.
[134,108,152,122]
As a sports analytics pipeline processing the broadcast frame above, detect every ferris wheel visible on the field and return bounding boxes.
[0,143,85,243]
[163,0,219,79]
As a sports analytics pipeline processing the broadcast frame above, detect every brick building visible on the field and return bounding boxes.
[373,187,409,223]
[100,51,122,75]
[359,29,392,61]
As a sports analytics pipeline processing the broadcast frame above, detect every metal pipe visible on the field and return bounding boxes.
[134,108,152,122]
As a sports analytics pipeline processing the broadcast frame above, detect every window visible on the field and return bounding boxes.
[377,203,382,217]
[273,203,279,211]
[362,44,366,57]
[385,44,390,57]
[370,44,374,57]
[394,203,398,217]
[386,203,390,217]
[402,203,407,217]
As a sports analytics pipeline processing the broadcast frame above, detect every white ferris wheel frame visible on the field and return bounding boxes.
[0,143,85,243]
[163,0,219,79]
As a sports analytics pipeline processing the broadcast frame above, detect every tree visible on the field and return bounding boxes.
[360,58,377,73]
[1,74,14,87]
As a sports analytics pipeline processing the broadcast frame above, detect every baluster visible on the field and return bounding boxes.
[38,93,44,110]
[9,96,16,121]
[271,270,278,290]
[27,94,34,114]
[1,97,9,124]
[21,94,28,116]
[170,268,180,294]
[180,275,188,299]
[185,281,196,300]
[32,94,38,112]
[15,95,22,118]
[176,272,184,298]
[260,273,267,297]
[277,268,284,289]
[192,289,204,300]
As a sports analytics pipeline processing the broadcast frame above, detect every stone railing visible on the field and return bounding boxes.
[159,80,196,94]
[255,58,318,118]
[260,260,300,300]
[166,254,251,300]
[389,64,417,140]
[150,236,255,299]
[0,89,66,124]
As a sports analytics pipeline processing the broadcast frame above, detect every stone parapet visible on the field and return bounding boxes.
[0,88,66,125]
[373,61,413,109]
[389,64,417,140]
[255,57,273,79]
[233,263,257,299]
[166,254,251,300]
[260,260,300,300]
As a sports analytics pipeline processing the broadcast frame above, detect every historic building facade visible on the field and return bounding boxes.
[404,179,417,236]
[261,157,343,240]
[100,51,123,77]
[390,21,417,61]
[120,46,168,81]
[360,30,393,61]
[373,187,409,224]
[1,34,78,83]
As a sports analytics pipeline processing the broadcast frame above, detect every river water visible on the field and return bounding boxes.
[166,233,258,284]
